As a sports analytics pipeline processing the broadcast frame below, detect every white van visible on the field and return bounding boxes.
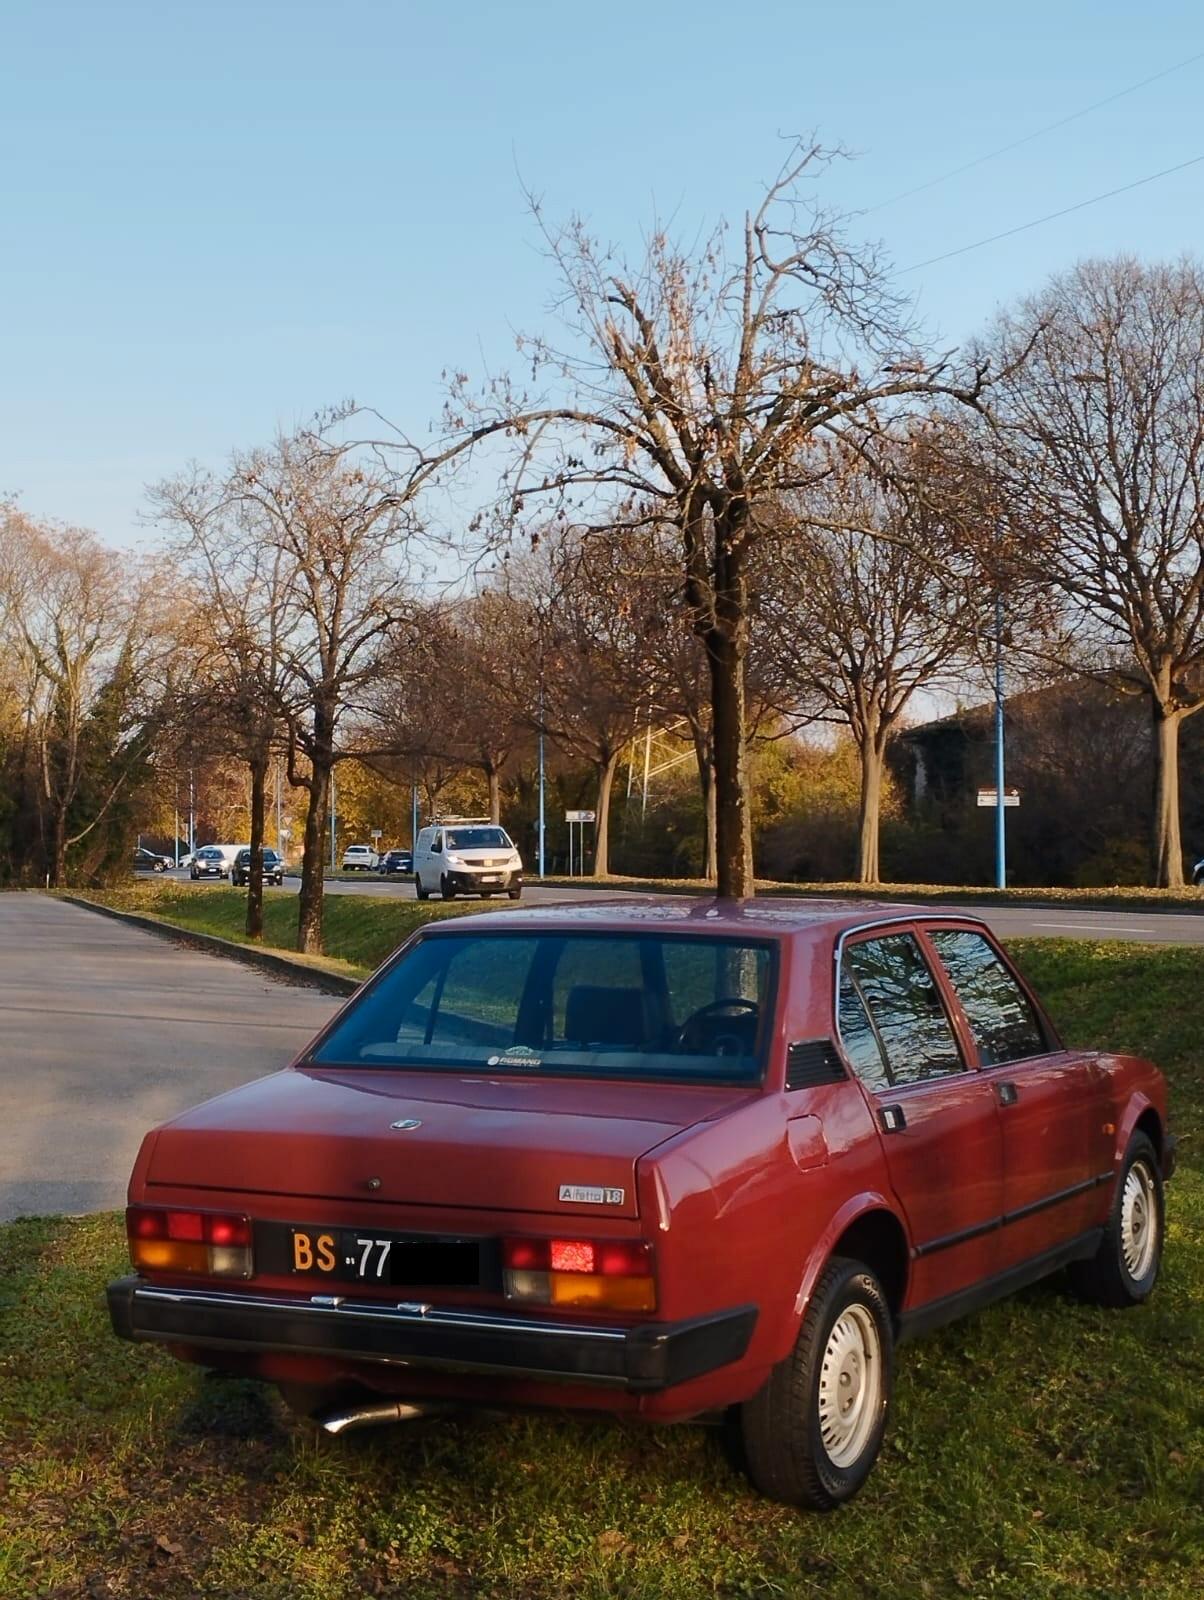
[413,819,523,901]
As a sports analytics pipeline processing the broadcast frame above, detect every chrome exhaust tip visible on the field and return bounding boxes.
[317,1399,438,1436]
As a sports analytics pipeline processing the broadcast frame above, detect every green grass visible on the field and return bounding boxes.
[1,941,1201,1598]
[63,883,479,980]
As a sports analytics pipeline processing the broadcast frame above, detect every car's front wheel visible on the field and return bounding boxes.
[739,1256,893,1510]
[441,875,456,901]
[1069,1132,1164,1307]
[415,875,429,901]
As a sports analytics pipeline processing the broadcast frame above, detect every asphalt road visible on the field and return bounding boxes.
[162,867,1204,944]
[0,895,339,1222]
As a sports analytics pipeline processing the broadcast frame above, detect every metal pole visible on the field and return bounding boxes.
[411,782,419,852]
[174,806,179,868]
[275,760,282,851]
[330,767,337,871]
[994,593,1007,890]
[188,768,195,855]
[538,681,546,879]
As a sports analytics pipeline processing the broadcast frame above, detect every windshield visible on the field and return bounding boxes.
[309,931,773,1083]
[445,828,510,850]
[199,848,222,859]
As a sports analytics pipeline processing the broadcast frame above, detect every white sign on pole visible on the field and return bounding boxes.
[977,789,1020,808]
[371,828,382,841]
[565,810,596,823]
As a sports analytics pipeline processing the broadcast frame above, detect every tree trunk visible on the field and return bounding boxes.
[246,748,268,941]
[297,762,330,954]
[1151,701,1185,887]
[706,627,753,897]
[486,764,501,825]
[50,804,67,888]
[856,733,886,885]
[592,750,621,877]
[692,733,717,881]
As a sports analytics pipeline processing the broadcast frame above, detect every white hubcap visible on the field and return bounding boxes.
[1120,1160,1158,1280]
[817,1302,882,1469]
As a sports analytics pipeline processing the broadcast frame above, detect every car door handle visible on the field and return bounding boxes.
[879,1104,907,1133]
[995,1081,1019,1107]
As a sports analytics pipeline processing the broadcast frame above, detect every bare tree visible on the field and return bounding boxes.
[0,509,162,884]
[446,141,985,894]
[987,256,1204,886]
[763,438,989,882]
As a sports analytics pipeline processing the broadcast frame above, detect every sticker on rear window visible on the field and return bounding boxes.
[487,1047,543,1069]
[559,1184,625,1206]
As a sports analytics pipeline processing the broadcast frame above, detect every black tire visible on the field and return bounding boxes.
[739,1256,893,1510]
[508,886,522,900]
[415,875,430,901]
[190,870,198,881]
[441,875,456,901]
[1068,1132,1164,1308]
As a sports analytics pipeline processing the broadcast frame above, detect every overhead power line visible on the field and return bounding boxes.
[868,47,1204,214]
[899,153,1204,273]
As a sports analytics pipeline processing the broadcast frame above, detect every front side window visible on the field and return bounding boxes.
[928,929,1047,1066]
[309,932,774,1083]
[840,933,963,1089]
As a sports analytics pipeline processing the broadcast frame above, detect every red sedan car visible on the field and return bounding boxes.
[108,900,1175,1509]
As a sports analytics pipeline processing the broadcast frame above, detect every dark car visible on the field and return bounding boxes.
[378,849,413,876]
[132,847,169,873]
[107,900,1174,1511]
[231,847,284,888]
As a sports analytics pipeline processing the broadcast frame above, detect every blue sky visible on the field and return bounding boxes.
[3,0,1203,548]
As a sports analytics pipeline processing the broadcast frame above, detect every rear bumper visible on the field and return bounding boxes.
[106,1276,755,1394]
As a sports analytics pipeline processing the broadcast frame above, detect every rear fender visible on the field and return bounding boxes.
[761,1190,905,1365]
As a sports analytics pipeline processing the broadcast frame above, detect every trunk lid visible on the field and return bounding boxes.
[145,1067,755,1219]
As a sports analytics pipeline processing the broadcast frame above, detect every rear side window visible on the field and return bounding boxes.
[928,929,1047,1066]
[840,933,963,1088]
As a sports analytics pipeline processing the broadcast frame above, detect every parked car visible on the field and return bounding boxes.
[378,849,413,877]
[231,847,285,888]
[106,901,1174,1509]
[131,847,170,873]
[341,844,379,872]
[190,845,237,880]
[177,852,195,871]
[1193,857,1204,886]
[413,819,522,900]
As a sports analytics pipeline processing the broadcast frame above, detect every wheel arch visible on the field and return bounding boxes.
[782,1194,911,1358]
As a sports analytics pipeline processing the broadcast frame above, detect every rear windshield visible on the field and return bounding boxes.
[445,828,510,849]
[308,932,774,1084]
[198,848,223,859]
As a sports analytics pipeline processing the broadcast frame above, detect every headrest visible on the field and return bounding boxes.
[564,985,650,1049]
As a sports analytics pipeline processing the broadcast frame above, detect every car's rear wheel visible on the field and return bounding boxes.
[415,875,429,901]
[508,886,522,900]
[441,875,456,901]
[739,1256,893,1510]
[1069,1132,1164,1307]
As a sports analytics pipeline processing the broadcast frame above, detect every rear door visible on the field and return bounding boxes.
[922,925,1103,1269]
[838,928,1004,1306]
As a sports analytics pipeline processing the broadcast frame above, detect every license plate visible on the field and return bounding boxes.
[278,1226,481,1287]
[480,875,500,883]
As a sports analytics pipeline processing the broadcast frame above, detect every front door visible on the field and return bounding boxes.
[922,926,1102,1270]
[838,929,1004,1309]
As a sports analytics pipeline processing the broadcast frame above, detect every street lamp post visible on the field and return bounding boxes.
[994,594,1007,890]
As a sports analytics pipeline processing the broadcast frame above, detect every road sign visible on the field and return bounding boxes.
[565,810,596,823]
[370,828,382,841]
[977,788,1020,808]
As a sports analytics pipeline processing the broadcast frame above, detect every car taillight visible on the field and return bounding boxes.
[501,1236,655,1312]
[126,1206,253,1278]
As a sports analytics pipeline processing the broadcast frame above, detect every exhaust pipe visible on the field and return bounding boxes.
[318,1399,443,1436]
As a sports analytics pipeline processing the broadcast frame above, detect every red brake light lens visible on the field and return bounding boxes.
[550,1239,595,1273]
[502,1234,655,1312]
[126,1206,252,1278]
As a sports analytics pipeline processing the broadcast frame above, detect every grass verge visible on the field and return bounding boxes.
[59,883,476,981]
[1,940,1201,1597]
[541,875,1204,912]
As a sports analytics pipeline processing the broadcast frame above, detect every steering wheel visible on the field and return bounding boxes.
[672,997,760,1056]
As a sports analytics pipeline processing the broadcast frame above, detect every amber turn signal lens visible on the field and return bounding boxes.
[550,1272,656,1312]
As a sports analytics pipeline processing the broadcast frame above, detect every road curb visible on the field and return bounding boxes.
[57,895,360,996]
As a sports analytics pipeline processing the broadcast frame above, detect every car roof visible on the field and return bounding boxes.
[417,896,979,941]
